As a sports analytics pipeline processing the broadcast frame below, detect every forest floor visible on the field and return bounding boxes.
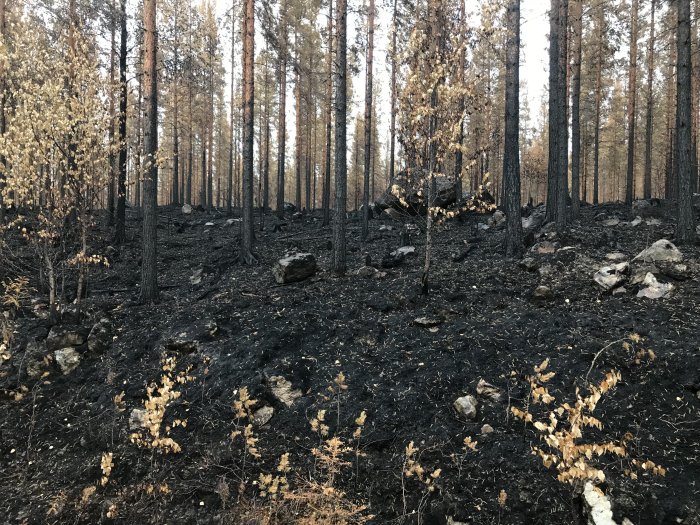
[1,201,699,525]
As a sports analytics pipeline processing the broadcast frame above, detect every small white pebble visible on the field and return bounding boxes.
[199,501,204,507]
[418,362,425,366]
[49,445,53,450]
[565,298,570,304]
[472,285,477,289]
[10,448,15,454]
[335,360,341,365]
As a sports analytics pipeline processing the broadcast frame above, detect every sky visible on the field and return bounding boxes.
[216,0,551,151]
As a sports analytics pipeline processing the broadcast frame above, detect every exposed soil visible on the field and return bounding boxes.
[1,203,699,525]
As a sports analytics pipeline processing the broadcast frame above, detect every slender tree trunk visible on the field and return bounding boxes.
[136,74,143,214]
[228,9,235,213]
[276,0,288,217]
[294,47,302,211]
[570,0,582,218]
[240,0,257,263]
[556,0,568,230]
[115,0,128,244]
[322,0,333,226]
[388,0,398,184]
[546,0,561,220]
[675,0,696,243]
[361,0,375,240]
[0,0,7,223]
[141,0,159,303]
[261,61,271,229]
[593,3,603,205]
[643,0,656,200]
[625,0,639,205]
[332,0,347,274]
[108,1,116,225]
[504,0,522,257]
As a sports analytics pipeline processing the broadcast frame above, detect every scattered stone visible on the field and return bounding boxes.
[55,348,81,375]
[252,406,274,427]
[632,239,683,263]
[630,264,658,285]
[532,285,554,303]
[488,210,506,227]
[379,224,393,231]
[612,287,627,296]
[414,317,443,328]
[162,321,218,353]
[453,395,478,420]
[519,257,539,272]
[25,342,46,379]
[225,218,240,226]
[521,207,546,230]
[204,221,215,227]
[129,408,148,430]
[480,424,494,435]
[182,204,192,215]
[272,253,317,284]
[582,482,617,525]
[478,223,490,231]
[190,267,203,285]
[476,379,502,402]
[602,218,621,227]
[645,218,662,226]
[355,266,387,279]
[593,262,629,290]
[637,273,674,299]
[629,216,643,227]
[391,246,416,257]
[533,241,557,255]
[268,376,302,407]
[537,264,554,276]
[605,252,627,262]
[46,326,85,352]
[87,319,112,352]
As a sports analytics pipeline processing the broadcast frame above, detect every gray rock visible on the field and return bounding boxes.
[253,406,274,427]
[272,253,317,284]
[162,321,218,353]
[656,262,690,281]
[629,216,643,227]
[87,319,112,352]
[414,316,444,328]
[268,376,302,407]
[182,204,192,215]
[645,218,662,226]
[630,264,658,285]
[391,246,416,257]
[605,252,627,262]
[637,273,674,299]
[602,218,621,227]
[593,262,629,290]
[532,285,554,302]
[488,210,506,227]
[533,241,557,255]
[632,239,683,263]
[454,395,478,420]
[226,218,241,226]
[129,408,148,430]
[519,257,539,271]
[481,424,494,435]
[46,326,85,351]
[55,348,81,375]
[25,342,46,379]
[612,287,627,296]
[355,266,387,279]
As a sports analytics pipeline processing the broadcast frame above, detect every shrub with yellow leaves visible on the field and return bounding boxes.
[512,360,666,487]
[129,355,194,454]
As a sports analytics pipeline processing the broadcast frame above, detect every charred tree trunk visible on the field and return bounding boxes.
[115,0,128,244]
[276,0,288,217]
[240,0,257,263]
[141,0,159,303]
[570,0,582,218]
[625,0,639,205]
[322,0,333,226]
[361,0,374,241]
[643,0,656,200]
[332,0,347,274]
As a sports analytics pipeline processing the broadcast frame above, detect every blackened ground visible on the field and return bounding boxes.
[1,203,699,525]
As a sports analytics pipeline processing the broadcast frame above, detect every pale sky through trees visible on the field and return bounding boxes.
[214,0,549,151]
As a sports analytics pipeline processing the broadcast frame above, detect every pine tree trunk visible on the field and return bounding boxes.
[593,3,603,205]
[294,48,302,211]
[504,0,522,257]
[546,0,561,221]
[556,0,568,231]
[115,0,128,244]
[0,0,6,224]
[228,8,235,213]
[675,0,696,243]
[332,0,347,274]
[361,0,374,241]
[625,0,639,205]
[388,0,398,186]
[570,0,582,218]
[322,0,333,226]
[276,0,288,217]
[643,0,655,200]
[240,0,257,263]
[141,0,159,303]
[108,1,116,226]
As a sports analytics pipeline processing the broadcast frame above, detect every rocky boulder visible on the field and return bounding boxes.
[637,273,674,299]
[46,326,86,352]
[593,262,629,291]
[454,395,478,420]
[87,318,112,352]
[272,253,317,284]
[632,239,683,264]
[55,348,81,375]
